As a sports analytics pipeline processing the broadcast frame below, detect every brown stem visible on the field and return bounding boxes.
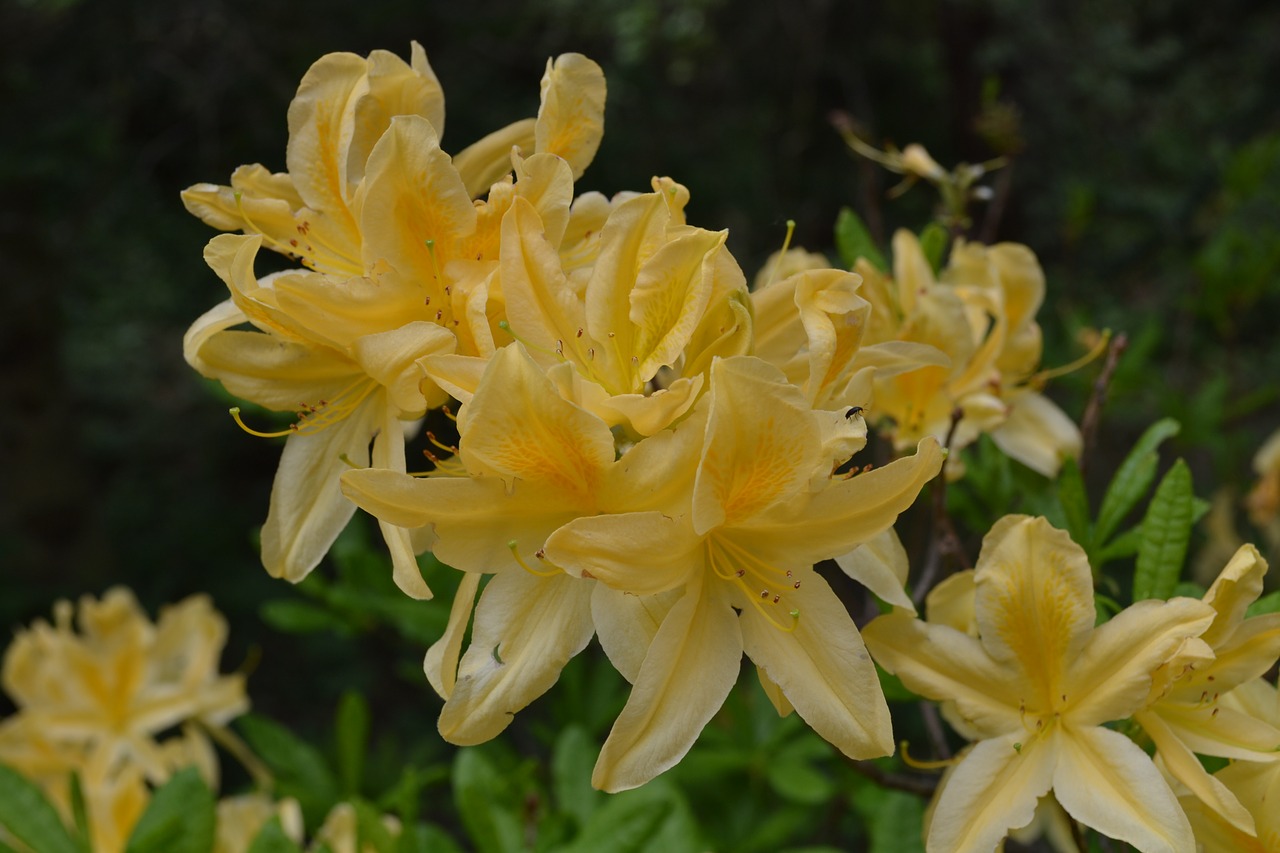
[914,408,971,608]
[920,701,952,761]
[843,756,938,797]
[1078,333,1128,478]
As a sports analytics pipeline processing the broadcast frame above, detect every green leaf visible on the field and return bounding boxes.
[766,759,835,805]
[1056,456,1092,547]
[1096,527,1142,563]
[237,715,339,825]
[125,767,215,853]
[452,749,523,853]
[1134,459,1196,601]
[834,207,887,272]
[918,223,949,274]
[867,789,925,853]
[562,795,672,853]
[0,763,82,853]
[335,691,370,797]
[353,800,398,853]
[551,724,600,828]
[1095,418,1181,547]
[1248,590,1280,617]
[396,825,464,853]
[246,818,304,853]
[68,771,90,848]
[259,599,353,636]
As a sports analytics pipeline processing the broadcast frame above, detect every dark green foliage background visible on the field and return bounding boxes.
[2,0,1279,847]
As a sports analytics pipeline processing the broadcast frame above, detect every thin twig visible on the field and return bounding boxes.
[920,701,952,761]
[844,757,938,797]
[978,159,1014,244]
[914,408,971,608]
[1078,333,1128,477]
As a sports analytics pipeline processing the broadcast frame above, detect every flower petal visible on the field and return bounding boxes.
[424,573,480,700]
[862,611,1022,738]
[834,527,914,612]
[1067,597,1215,726]
[739,570,893,758]
[591,584,681,684]
[592,577,742,792]
[1136,709,1256,835]
[1053,726,1194,853]
[925,732,1054,853]
[438,572,594,744]
[534,54,606,180]
[261,399,380,581]
[545,511,703,595]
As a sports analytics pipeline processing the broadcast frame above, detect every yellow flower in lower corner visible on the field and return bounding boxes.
[863,516,1216,853]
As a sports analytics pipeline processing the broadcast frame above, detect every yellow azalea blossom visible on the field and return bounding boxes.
[426,177,752,437]
[184,234,457,594]
[1180,677,1280,851]
[1134,543,1280,835]
[863,516,1216,853]
[183,44,604,275]
[0,718,149,853]
[542,356,944,791]
[856,231,1081,477]
[0,589,247,853]
[213,793,304,853]
[750,256,950,412]
[340,342,701,744]
[0,588,247,785]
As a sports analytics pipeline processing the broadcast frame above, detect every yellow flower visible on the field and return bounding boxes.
[0,589,247,853]
[543,356,943,791]
[434,177,751,437]
[184,234,457,594]
[856,231,1081,477]
[183,45,604,276]
[1134,544,1280,835]
[863,516,1216,853]
[341,342,700,744]
[1180,677,1280,851]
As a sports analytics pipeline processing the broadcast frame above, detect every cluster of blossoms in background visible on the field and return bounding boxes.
[4,39,1280,853]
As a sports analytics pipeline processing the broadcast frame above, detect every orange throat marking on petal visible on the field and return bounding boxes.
[230,377,378,438]
[707,535,800,632]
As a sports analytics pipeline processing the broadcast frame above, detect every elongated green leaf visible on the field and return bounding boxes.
[125,767,215,853]
[918,223,948,274]
[563,796,672,853]
[452,750,523,853]
[1096,527,1142,563]
[834,207,887,272]
[1134,459,1195,601]
[867,789,925,853]
[259,599,353,636]
[1095,418,1181,546]
[237,715,338,825]
[0,763,81,853]
[335,691,370,797]
[1056,456,1092,547]
[247,818,304,853]
[68,771,90,848]
[552,725,599,828]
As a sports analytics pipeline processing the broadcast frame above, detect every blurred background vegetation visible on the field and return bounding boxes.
[3,0,1280,847]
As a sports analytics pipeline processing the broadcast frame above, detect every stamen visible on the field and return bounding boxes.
[441,404,457,422]
[425,431,458,455]
[762,219,797,291]
[899,741,956,771]
[508,540,559,577]
[229,407,292,438]
[498,320,566,361]
[1028,329,1111,387]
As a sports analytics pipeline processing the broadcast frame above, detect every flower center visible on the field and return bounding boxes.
[707,535,800,632]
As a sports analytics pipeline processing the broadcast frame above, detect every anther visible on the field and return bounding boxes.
[587,348,595,360]
[507,540,558,577]
[435,310,443,321]
[576,328,584,338]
